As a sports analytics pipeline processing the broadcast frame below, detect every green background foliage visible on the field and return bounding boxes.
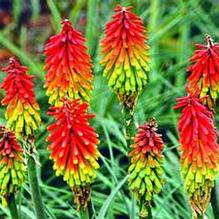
[0,0,218,218]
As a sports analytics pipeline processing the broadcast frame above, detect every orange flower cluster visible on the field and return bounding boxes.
[47,98,100,208]
[187,35,219,108]
[0,126,26,206]
[100,4,150,109]
[175,91,219,216]
[128,119,164,216]
[1,57,41,139]
[44,19,93,106]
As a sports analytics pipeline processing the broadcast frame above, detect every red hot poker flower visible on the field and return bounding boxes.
[44,19,93,106]
[1,57,41,139]
[0,126,26,206]
[100,5,150,109]
[47,98,100,208]
[174,91,219,217]
[128,119,164,217]
[187,35,219,108]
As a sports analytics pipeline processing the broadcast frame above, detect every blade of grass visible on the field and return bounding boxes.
[12,0,22,23]
[69,0,85,25]
[46,0,62,32]
[100,155,130,215]
[148,0,160,81]
[30,0,40,20]
[86,0,96,55]
[97,175,128,219]
[176,1,190,87]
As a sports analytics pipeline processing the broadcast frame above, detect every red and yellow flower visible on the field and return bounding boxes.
[174,91,219,216]
[100,4,150,109]
[47,98,100,208]
[187,35,219,108]
[128,119,164,217]
[1,57,41,139]
[0,126,26,206]
[44,19,93,106]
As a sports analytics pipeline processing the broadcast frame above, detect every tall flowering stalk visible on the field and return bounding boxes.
[100,4,150,110]
[1,57,45,219]
[0,126,25,207]
[44,19,93,106]
[128,119,164,218]
[187,35,219,109]
[174,91,219,217]
[1,57,41,139]
[47,98,100,209]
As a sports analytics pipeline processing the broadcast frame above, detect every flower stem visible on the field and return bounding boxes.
[8,194,19,219]
[122,106,135,150]
[27,156,46,219]
[197,214,204,219]
[139,198,152,219]
[211,179,219,219]
[79,208,89,219]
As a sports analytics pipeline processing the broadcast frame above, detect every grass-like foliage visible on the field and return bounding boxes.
[0,0,218,219]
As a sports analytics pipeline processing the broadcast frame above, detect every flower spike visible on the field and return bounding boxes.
[128,119,164,217]
[100,4,150,110]
[174,91,219,217]
[44,19,93,106]
[0,126,26,206]
[1,57,41,139]
[187,34,219,108]
[47,98,100,208]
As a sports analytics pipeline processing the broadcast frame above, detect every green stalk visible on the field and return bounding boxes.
[197,214,204,219]
[8,194,19,219]
[139,198,152,219]
[27,156,46,219]
[211,179,219,219]
[79,207,89,219]
[122,106,135,151]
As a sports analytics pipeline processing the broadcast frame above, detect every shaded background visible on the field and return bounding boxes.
[0,0,219,218]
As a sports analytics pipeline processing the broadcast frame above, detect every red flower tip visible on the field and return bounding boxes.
[0,126,22,157]
[0,126,26,206]
[174,90,207,111]
[1,57,35,105]
[61,18,72,27]
[44,19,93,106]
[1,57,41,138]
[114,4,133,12]
[130,119,164,157]
[205,34,214,48]
[187,34,219,108]
[175,92,219,165]
[47,98,100,193]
